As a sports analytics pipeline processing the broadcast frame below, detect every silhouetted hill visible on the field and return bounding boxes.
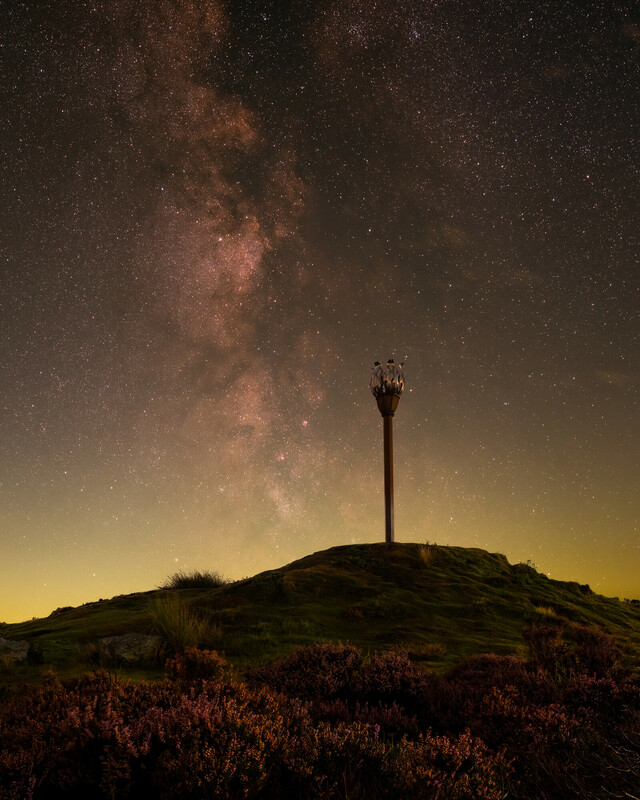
[3,543,640,684]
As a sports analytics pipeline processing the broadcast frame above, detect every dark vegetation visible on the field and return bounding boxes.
[4,543,640,684]
[1,544,640,797]
[1,636,639,798]
[159,570,228,590]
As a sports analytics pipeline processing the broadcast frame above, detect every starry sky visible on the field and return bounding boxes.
[2,0,639,623]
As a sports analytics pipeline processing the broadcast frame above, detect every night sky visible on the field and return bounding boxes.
[2,0,639,623]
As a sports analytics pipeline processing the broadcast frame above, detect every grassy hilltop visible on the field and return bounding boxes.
[3,543,640,798]
[3,542,640,684]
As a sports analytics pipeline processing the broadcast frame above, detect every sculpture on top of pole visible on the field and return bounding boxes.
[370,359,405,543]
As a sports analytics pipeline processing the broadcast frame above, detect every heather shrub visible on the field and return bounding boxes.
[464,678,638,799]
[571,625,623,677]
[446,654,533,703]
[2,646,640,800]
[477,684,579,749]
[560,672,640,719]
[387,729,511,800]
[165,647,227,683]
[522,621,568,673]
[471,684,582,797]
[444,650,640,799]
[246,642,362,702]
[133,686,296,798]
[0,677,307,799]
[436,654,537,731]
[314,698,420,738]
[0,673,125,798]
[524,622,625,680]
[356,648,428,711]
[413,671,464,733]
[310,720,389,798]
[447,653,528,692]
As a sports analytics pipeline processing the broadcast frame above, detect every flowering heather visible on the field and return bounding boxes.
[1,637,640,799]
[165,647,228,684]
[246,642,362,702]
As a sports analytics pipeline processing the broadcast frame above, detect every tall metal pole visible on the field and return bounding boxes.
[370,359,404,544]
[383,413,394,543]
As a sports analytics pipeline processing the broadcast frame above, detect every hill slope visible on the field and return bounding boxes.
[196,542,640,669]
[3,543,640,683]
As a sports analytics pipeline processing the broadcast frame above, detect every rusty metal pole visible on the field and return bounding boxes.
[370,359,404,544]
[383,413,394,543]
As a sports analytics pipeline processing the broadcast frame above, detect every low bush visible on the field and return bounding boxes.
[445,654,531,699]
[356,648,429,710]
[314,698,421,738]
[522,621,567,673]
[523,621,625,679]
[246,642,362,702]
[389,729,510,800]
[165,647,227,683]
[571,624,623,677]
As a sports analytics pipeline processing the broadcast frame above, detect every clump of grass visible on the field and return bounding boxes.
[533,605,558,619]
[469,597,490,617]
[418,544,437,566]
[159,569,228,590]
[151,595,221,654]
[0,654,15,675]
[75,641,100,666]
[407,642,447,660]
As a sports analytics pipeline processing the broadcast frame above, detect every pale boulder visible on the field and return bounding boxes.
[0,638,30,664]
[99,633,161,665]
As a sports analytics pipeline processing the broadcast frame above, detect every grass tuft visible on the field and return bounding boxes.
[407,642,448,660]
[0,655,15,675]
[533,605,558,619]
[418,544,438,566]
[159,569,228,590]
[151,594,221,654]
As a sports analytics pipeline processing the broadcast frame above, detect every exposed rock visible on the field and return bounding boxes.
[99,633,161,665]
[0,638,30,664]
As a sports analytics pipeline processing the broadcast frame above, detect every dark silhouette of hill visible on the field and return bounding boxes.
[3,543,640,683]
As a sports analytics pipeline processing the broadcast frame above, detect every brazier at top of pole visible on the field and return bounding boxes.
[370,359,405,417]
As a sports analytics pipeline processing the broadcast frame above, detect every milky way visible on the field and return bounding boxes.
[1,0,639,622]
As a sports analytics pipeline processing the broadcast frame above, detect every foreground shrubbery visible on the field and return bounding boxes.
[0,672,506,800]
[1,631,640,799]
